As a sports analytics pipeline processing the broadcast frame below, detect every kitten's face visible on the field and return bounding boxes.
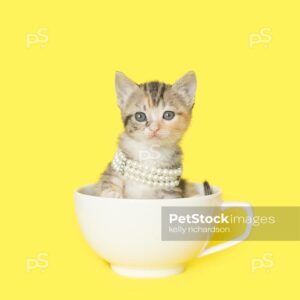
[115,72,196,146]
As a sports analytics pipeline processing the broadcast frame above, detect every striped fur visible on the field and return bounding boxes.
[140,81,168,107]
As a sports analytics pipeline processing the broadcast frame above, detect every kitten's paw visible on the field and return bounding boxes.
[100,189,123,199]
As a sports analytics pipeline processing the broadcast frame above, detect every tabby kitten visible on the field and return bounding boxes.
[94,71,198,199]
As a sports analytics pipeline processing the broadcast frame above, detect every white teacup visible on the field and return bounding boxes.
[75,183,252,278]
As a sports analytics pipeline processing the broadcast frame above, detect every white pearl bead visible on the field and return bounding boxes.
[163,169,168,175]
[153,182,157,186]
[153,175,158,180]
[174,180,179,186]
[165,182,170,187]
[157,169,162,174]
[159,182,164,187]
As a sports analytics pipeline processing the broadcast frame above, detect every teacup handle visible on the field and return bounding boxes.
[199,202,253,257]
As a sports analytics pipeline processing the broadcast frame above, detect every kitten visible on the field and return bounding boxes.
[94,71,198,199]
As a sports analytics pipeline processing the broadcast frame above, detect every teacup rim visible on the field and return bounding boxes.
[75,183,222,202]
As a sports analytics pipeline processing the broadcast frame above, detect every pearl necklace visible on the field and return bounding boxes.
[112,150,182,188]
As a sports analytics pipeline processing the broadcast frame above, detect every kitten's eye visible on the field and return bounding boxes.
[163,111,175,120]
[135,112,147,122]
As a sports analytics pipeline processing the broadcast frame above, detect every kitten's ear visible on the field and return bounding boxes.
[172,71,197,107]
[115,71,139,108]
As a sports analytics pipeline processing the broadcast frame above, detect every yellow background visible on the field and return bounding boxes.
[1,0,299,299]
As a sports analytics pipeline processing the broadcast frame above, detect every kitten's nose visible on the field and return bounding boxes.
[149,123,160,136]
[149,123,160,133]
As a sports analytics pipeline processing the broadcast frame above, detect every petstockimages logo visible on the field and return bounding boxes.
[161,206,300,241]
[169,213,230,225]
